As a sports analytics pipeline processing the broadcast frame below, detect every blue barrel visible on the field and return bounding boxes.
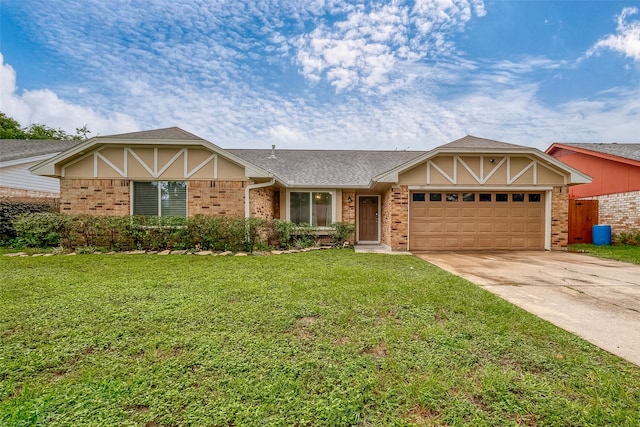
[592,225,611,246]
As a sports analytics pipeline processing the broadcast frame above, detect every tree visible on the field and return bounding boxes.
[0,112,28,139]
[0,111,91,140]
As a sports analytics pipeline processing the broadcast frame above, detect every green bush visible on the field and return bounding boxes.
[268,219,296,249]
[329,222,356,247]
[613,231,640,246]
[0,201,56,242]
[292,223,319,249]
[8,214,339,253]
[12,212,71,248]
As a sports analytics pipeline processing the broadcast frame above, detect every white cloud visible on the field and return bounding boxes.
[0,53,138,136]
[587,7,640,61]
[294,0,485,92]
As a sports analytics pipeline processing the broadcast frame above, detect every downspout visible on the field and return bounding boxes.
[245,177,276,218]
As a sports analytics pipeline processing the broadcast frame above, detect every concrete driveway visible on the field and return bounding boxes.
[417,251,640,366]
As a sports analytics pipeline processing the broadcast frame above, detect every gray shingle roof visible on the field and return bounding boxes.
[560,143,640,162]
[0,139,81,163]
[227,149,427,186]
[103,127,204,141]
[439,135,525,150]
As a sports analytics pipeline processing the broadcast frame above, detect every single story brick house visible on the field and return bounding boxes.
[30,127,591,251]
[546,143,640,236]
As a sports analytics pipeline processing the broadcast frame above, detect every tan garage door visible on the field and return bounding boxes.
[409,191,545,251]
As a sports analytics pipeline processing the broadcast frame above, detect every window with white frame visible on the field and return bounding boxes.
[289,191,333,226]
[133,181,187,216]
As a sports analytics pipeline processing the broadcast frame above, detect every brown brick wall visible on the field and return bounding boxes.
[341,191,356,245]
[60,179,130,215]
[188,180,248,216]
[579,190,640,233]
[342,191,356,224]
[250,187,276,219]
[0,187,59,199]
[551,186,569,249]
[382,185,409,251]
[59,179,249,217]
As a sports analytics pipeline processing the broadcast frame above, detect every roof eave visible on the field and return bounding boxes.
[547,143,640,168]
[29,134,274,179]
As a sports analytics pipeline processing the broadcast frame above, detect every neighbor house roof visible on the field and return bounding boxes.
[228,149,426,187]
[0,139,81,165]
[547,143,640,165]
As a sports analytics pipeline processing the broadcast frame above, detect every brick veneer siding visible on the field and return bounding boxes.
[60,179,249,217]
[382,185,409,251]
[0,187,58,199]
[250,187,276,219]
[60,179,130,215]
[551,186,569,249]
[342,191,356,224]
[341,191,356,245]
[188,180,248,216]
[579,190,640,233]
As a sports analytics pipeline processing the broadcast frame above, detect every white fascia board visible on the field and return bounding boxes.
[29,138,98,177]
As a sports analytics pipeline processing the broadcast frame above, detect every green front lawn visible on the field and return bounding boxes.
[569,244,640,265]
[1,251,638,426]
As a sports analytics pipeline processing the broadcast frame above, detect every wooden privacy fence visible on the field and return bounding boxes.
[568,199,598,244]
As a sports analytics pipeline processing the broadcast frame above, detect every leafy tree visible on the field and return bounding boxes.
[0,111,91,140]
[0,112,28,139]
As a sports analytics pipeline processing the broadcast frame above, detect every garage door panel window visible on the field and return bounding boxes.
[529,194,541,202]
[463,193,475,202]
[496,193,508,202]
[512,193,525,202]
[446,193,459,202]
[429,193,442,202]
[412,192,426,202]
[133,181,187,217]
[479,193,492,202]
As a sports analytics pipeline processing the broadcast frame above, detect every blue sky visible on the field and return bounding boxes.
[1,0,639,150]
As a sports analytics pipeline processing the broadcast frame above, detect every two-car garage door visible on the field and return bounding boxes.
[409,191,545,251]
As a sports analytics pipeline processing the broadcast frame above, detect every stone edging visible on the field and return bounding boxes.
[3,246,338,257]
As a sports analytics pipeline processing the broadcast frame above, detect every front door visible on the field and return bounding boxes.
[358,196,379,243]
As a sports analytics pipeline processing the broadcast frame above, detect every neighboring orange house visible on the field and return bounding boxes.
[546,143,640,237]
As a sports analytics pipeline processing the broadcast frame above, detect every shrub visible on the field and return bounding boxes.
[268,219,296,249]
[10,214,281,253]
[292,223,318,249]
[0,201,56,243]
[329,222,355,247]
[12,212,71,248]
[613,231,640,246]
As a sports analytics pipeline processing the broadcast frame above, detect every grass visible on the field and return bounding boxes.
[1,251,639,426]
[569,244,640,265]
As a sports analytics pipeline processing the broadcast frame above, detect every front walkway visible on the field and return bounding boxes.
[354,244,412,255]
[417,251,640,366]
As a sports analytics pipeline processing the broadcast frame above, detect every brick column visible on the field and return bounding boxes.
[551,186,568,249]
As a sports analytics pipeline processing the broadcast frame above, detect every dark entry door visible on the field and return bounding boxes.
[358,196,379,242]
